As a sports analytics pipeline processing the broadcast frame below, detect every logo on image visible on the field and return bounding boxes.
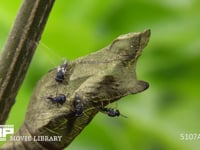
[0,125,14,141]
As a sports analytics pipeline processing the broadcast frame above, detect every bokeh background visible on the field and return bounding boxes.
[1,0,200,150]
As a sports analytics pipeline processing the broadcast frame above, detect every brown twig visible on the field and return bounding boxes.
[0,0,55,124]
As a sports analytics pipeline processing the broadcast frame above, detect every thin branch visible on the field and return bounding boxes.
[0,0,55,124]
[1,29,151,149]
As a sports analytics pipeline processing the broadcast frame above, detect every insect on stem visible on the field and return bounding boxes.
[47,94,66,106]
[55,59,68,83]
[100,107,128,118]
[72,94,84,117]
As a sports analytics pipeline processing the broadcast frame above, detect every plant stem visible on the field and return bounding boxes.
[0,0,55,124]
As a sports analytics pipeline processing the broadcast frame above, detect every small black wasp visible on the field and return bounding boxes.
[100,107,127,118]
[55,60,68,83]
[47,94,66,106]
[72,94,84,117]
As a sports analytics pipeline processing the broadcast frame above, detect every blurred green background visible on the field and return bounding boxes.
[1,0,200,149]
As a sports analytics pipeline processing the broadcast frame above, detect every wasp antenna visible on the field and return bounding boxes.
[62,58,68,64]
[120,113,128,118]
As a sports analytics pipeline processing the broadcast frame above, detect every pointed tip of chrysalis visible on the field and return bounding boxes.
[130,80,149,94]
